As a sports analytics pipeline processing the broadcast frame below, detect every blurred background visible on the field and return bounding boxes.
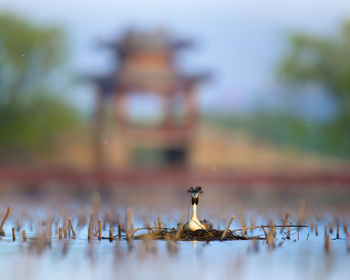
[1,0,350,188]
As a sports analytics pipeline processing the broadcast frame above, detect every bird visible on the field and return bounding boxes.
[185,186,212,231]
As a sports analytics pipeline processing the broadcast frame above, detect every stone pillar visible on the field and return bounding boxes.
[185,83,198,130]
[162,91,175,128]
[93,89,106,171]
[115,90,128,129]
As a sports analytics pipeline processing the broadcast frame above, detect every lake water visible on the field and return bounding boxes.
[0,185,349,280]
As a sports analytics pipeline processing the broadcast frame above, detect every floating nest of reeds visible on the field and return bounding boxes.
[133,228,264,242]
[130,223,309,242]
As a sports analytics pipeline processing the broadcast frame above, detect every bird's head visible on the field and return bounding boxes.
[187,186,203,204]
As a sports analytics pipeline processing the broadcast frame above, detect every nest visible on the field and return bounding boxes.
[133,228,264,242]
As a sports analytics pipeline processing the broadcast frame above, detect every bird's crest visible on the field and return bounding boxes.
[187,186,203,194]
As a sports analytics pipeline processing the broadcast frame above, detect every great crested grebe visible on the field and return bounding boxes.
[186,186,212,231]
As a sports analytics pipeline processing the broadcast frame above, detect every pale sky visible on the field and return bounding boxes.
[1,0,350,118]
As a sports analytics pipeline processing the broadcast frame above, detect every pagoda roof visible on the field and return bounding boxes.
[101,29,193,55]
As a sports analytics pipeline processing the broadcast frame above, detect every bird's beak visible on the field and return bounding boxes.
[192,192,198,198]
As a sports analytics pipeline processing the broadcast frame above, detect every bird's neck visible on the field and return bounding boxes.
[192,203,199,221]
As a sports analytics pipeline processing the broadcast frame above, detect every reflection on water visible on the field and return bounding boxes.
[0,217,349,279]
[0,236,349,280]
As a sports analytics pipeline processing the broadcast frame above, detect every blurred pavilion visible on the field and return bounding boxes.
[88,29,208,169]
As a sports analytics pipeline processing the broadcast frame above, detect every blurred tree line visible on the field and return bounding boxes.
[207,20,350,160]
[279,20,350,122]
[0,13,81,161]
[277,20,350,159]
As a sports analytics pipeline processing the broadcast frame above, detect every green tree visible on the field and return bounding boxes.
[0,13,81,160]
[0,13,67,103]
[278,21,350,120]
[277,21,350,159]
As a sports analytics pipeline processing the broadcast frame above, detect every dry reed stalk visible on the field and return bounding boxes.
[221,216,235,241]
[89,210,95,228]
[267,226,275,248]
[68,219,76,239]
[146,222,151,233]
[239,217,247,235]
[325,234,330,254]
[109,228,113,242]
[118,224,121,239]
[129,227,139,239]
[272,224,277,238]
[336,224,340,239]
[175,218,185,242]
[63,218,68,239]
[47,218,53,241]
[0,206,10,236]
[12,227,15,241]
[262,226,268,244]
[250,217,255,233]
[22,230,27,242]
[98,220,102,240]
[329,223,334,234]
[126,227,139,242]
[126,230,131,241]
[310,220,314,231]
[324,225,327,236]
[125,209,132,232]
[68,224,71,238]
[88,222,92,241]
[59,227,63,240]
[315,224,318,236]
[281,212,290,233]
[157,215,163,229]
[114,213,121,230]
